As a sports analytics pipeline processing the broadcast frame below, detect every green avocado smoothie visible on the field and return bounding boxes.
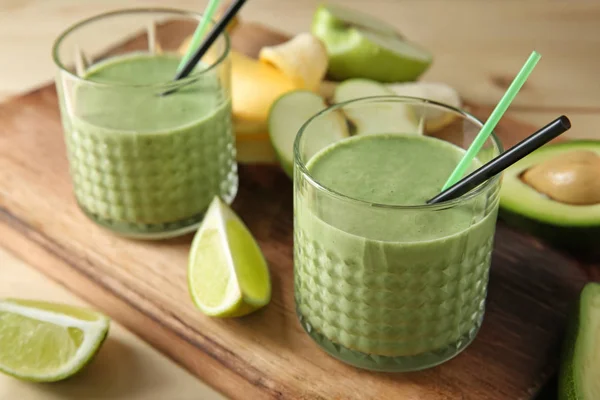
[59,53,236,237]
[294,134,500,371]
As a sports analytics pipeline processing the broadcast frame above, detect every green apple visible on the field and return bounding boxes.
[312,4,433,82]
[387,81,462,132]
[268,90,349,178]
[333,79,420,136]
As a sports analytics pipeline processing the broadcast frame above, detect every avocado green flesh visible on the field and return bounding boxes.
[559,283,600,400]
[500,140,600,227]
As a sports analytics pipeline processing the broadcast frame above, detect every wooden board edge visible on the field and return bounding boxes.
[0,208,275,400]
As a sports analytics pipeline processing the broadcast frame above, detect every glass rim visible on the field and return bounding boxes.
[51,7,230,90]
[293,95,505,211]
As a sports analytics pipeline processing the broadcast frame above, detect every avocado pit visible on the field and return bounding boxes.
[520,150,600,205]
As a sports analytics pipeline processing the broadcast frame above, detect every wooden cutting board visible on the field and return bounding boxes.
[0,19,594,400]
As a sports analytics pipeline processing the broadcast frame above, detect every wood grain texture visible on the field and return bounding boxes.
[0,18,595,400]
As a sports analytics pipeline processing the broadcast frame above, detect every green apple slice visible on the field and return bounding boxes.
[312,4,432,82]
[268,90,349,178]
[333,79,420,136]
[312,3,400,37]
[387,82,462,132]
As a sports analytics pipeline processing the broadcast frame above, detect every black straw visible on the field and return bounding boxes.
[163,0,248,95]
[427,115,571,204]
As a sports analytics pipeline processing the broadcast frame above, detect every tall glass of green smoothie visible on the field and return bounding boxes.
[52,9,236,238]
[294,97,503,371]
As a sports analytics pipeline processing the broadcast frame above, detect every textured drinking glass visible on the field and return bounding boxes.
[294,97,503,372]
[52,9,236,239]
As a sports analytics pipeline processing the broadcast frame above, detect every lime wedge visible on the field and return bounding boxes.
[0,299,110,382]
[188,197,271,317]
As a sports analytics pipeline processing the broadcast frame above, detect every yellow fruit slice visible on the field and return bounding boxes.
[259,33,328,91]
[233,117,276,164]
[0,299,110,382]
[188,197,271,317]
[229,51,299,123]
[233,117,269,139]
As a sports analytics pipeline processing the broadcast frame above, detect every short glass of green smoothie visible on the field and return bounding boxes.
[294,96,503,372]
[52,9,236,239]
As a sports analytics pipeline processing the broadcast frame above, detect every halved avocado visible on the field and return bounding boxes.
[559,282,600,400]
[499,140,600,258]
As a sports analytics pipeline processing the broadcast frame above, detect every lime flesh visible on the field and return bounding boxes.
[0,299,109,382]
[188,197,271,317]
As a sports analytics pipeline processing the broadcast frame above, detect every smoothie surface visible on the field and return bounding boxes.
[305,134,483,242]
[77,53,221,132]
[307,134,468,206]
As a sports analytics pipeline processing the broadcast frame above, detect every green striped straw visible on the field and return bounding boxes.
[441,50,542,191]
[177,0,222,73]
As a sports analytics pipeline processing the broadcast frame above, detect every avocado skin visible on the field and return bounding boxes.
[499,208,600,261]
[558,283,600,400]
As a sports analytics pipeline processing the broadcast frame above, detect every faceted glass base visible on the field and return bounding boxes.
[75,175,238,240]
[79,206,204,239]
[298,309,482,372]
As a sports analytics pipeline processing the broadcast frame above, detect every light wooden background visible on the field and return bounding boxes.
[0,0,598,398]
[1,0,599,139]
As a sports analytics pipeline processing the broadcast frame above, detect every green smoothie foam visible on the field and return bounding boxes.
[294,134,500,369]
[60,53,236,236]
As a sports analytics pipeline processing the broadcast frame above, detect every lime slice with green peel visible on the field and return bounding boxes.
[559,282,600,400]
[188,197,271,317]
[0,299,110,382]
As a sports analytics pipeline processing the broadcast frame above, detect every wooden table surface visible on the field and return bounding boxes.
[0,1,598,399]
[0,251,224,400]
